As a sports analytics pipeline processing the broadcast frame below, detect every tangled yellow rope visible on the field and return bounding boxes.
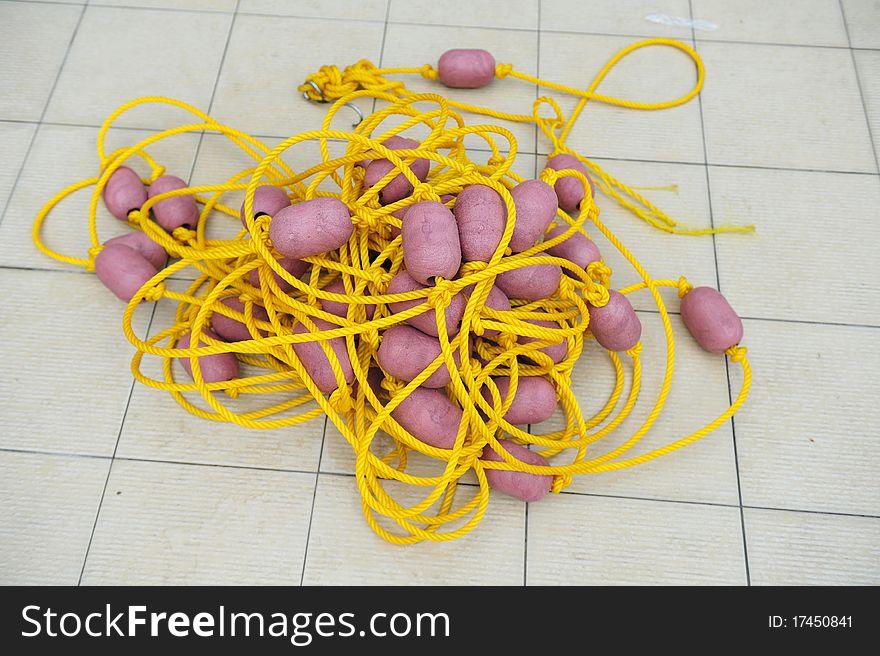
[33,38,752,544]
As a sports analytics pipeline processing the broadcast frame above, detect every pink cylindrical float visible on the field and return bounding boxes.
[494,256,561,301]
[588,290,642,352]
[269,197,354,259]
[481,376,557,425]
[544,224,601,277]
[391,387,465,450]
[438,49,496,89]
[291,317,355,394]
[387,270,466,337]
[240,185,290,227]
[94,242,158,302]
[509,179,558,252]
[211,297,270,342]
[454,184,507,262]
[363,136,430,205]
[103,231,167,270]
[177,329,239,383]
[401,201,462,285]
[103,166,147,221]
[148,175,199,232]
[376,325,463,388]
[480,439,552,502]
[545,154,595,212]
[680,287,744,353]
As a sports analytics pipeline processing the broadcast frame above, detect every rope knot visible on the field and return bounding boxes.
[486,154,506,168]
[362,328,381,351]
[144,282,166,302]
[585,283,609,308]
[551,474,572,493]
[419,64,438,81]
[126,209,142,225]
[247,214,271,234]
[224,386,240,399]
[172,226,197,242]
[677,276,694,299]
[329,386,354,413]
[495,63,513,79]
[539,167,558,185]
[498,333,518,352]
[88,244,104,259]
[426,281,455,309]
[587,260,612,287]
[458,260,489,278]
[380,374,405,396]
[458,163,479,178]
[352,206,383,233]
[366,266,390,288]
[625,342,643,358]
[411,183,439,203]
[726,345,747,363]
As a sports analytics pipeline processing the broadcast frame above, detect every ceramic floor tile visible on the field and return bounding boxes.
[854,50,880,166]
[734,319,880,516]
[538,32,704,164]
[0,1,82,121]
[745,508,880,585]
[0,268,151,456]
[710,166,880,326]
[692,0,848,47]
[238,0,388,21]
[116,279,326,472]
[540,0,694,39]
[388,0,538,30]
[81,459,315,584]
[302,474,525,584]
[0,123,199,272]
[841,0,880,49]
[0,122,36,218]
[578,157,718,311]
[92,0,236,11]
[527,494,746,584]
[537,311,739,506]
[44,6,232,129]
[210,15,384,140]
[698,41,876,172]
[381,23,539,153]
[0,451,109,585]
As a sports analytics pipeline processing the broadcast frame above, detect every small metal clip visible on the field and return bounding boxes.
[301,80,364,127]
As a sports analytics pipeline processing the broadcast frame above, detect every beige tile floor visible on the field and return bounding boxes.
[0,0,877,586]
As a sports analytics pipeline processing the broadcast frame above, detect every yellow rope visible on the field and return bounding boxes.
[33,38,752,544]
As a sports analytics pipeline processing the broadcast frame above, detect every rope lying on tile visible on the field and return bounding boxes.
[33,38,752,544]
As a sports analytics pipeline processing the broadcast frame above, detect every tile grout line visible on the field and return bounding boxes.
[75,302,160,586]
[3,117,880,177]
[688,0,750,586]
[75,0,242,586]
[298,416,328,587]
[368,0,393,125]
[187,0,241,185]
[4,443,879,521]
[0,1,88,230]
[296,0,393,588]
[838,0,880,176]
